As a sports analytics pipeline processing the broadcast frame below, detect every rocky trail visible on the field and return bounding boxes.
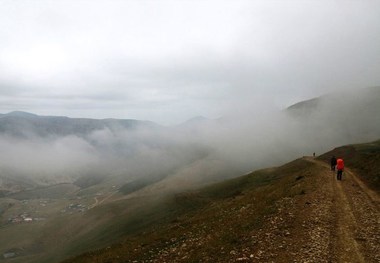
[250,157,380,263]
[311,158,379,263]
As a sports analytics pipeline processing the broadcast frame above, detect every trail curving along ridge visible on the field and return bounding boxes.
[305,157,379,263]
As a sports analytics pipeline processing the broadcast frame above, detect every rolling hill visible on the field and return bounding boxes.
[286,86,380,146]
[61,140,380,263]
[0,111,159,138]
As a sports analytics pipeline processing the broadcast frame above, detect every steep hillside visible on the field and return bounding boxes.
[1,142,378,263]
[62,150,380,263]
[61,159,315,263]
[60,154,380,262]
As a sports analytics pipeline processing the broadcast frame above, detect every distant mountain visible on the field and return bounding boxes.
[0,111,160,138]
[287,86,380,117]
[286,86,380,146]
[5,111,39,118]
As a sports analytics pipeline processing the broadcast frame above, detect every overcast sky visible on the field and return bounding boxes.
[0,0,379,125]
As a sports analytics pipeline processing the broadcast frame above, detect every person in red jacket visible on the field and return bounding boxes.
[336,158,344,180]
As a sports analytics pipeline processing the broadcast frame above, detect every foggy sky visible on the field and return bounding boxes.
[0,0,380,124]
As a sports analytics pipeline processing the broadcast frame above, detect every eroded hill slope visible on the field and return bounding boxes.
[63,145,380,262]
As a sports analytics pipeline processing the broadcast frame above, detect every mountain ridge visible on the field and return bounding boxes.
[0,111,161,138]
[61,140,380,263]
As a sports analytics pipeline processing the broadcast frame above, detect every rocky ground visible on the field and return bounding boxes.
[247,158,379,263]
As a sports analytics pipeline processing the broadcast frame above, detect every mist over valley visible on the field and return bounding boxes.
[1,1,380,262]
[0,86,379,197]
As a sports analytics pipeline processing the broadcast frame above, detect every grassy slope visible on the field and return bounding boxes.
[14,195,174,263]
[318,139,380,191]
[62,158,320,263]
[6,140,379,262]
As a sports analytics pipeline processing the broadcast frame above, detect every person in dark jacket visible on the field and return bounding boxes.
[330,156,337,171]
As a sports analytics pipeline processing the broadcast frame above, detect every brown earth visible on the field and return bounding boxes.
[256,157,380,263]
[63,157,380,263]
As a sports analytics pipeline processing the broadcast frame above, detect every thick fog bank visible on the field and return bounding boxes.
[0,87,379,191]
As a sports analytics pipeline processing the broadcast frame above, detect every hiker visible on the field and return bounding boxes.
[313,152,316,157]
[330,156,337,171]
[336,158,344,180]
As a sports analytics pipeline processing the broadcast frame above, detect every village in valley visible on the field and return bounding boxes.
[0,179,122,260]
[0,196,93,260]
[2,197,96,227]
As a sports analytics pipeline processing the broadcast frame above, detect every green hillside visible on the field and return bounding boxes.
[62,158,321,263]
[61,140,380,263]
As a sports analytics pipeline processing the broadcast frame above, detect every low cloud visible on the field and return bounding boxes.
[0,87,379,193]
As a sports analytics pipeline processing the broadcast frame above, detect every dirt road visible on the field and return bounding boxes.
[310,158,379,263]
[89,191,119,209]
[249,157,379,262]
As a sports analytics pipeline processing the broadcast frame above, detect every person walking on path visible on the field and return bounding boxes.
[331,156,337,171]
[336,158,344,180]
